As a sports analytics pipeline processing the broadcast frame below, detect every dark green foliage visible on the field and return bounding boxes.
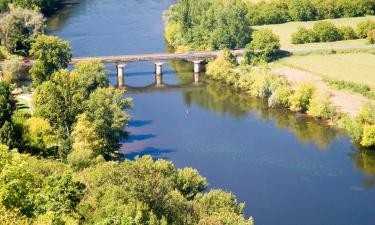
[312,21,343,42]
[29,35,72,86]
[166,0,252,50]
[0,81,16,126]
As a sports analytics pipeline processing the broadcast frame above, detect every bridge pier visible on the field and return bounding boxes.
[117,64,126,87]
[194,73,200,84]
[155,73,163,86]
[193,60,204,73]
[155,62,164,75]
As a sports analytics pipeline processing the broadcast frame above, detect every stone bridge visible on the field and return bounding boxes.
[1,49,245,86]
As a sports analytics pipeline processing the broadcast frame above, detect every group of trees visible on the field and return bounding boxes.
[247,0,375,25]
[291,19,375,44]
[0,32,255,224]
[0,0,61,15]
[165,0,252,51]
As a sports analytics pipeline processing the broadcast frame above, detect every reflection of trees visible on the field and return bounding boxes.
[168,59,195,85]
[182,80,340,150]
[350,150,375,188]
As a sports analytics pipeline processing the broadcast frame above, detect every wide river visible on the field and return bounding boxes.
[47,0,375,224]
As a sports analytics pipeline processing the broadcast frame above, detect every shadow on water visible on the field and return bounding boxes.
[126,134,157,143]
[128,120,153,127]
[123,147,176,160]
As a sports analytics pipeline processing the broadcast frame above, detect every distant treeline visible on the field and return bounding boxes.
[165,0,375,51]
[0,0,62,15]
[248,0,375,25]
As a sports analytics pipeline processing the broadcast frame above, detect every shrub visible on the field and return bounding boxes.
[0,7,45,55]
[356,19,375,38]
[367,30,375,44]
[291,26,317,44]
[307,91,338,120]
[289,82,316,112]
[361,124,375,148]
[325,79,375,100]
[313,21,343,42]
[0,60,25,82]
[206,50,235,80]
[340,26,358,40]
[247,1,289,25]
[312,0,340,19]
[268,85,292,108]
[245,28,280,63]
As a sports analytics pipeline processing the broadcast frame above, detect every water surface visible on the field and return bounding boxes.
[47,1,375,225]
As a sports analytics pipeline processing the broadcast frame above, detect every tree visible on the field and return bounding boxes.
[29,35,72,86]
[0,7,45,55]
[22,117,55,156]
[82,87,132,156]
[245,28,280,63]
[0,81,16,126]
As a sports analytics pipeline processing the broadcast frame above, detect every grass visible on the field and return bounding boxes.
[253,16,375,49]
[278,52,375,88]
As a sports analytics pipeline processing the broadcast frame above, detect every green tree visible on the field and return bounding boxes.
[83,87,132,156]
[245,28,280,63]
[0,81,16,126]
[29,35,72,86]
[0,7,45,55]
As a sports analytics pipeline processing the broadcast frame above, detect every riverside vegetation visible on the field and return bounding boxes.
[165,0,375,149]
[0,2,255,224]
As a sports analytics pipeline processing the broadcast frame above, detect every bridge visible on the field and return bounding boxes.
[6,49,245,87]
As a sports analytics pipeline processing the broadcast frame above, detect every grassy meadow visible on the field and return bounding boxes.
[253,16,375,49]
[278,52,375,87]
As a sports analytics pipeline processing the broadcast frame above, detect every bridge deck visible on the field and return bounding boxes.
[71,49,245,64]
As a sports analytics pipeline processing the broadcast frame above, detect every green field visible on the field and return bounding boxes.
[253,16,375,49]
[279,53,375,87]
[16,96,31,113]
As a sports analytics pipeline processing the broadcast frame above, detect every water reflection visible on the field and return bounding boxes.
[351,149,375,188]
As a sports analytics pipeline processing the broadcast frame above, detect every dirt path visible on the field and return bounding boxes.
[271,67,374,117]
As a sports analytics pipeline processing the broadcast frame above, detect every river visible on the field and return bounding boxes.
[46,0,375,224]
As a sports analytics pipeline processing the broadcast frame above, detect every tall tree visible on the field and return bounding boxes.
[29,35,72,86]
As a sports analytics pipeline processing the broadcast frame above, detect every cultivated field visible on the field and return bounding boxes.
[253,16,375,49]
[278,52,375,87]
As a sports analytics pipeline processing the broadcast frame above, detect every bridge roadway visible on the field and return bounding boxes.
[70,49,245,64]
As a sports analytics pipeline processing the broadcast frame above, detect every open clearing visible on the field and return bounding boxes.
[253,16,375,48]
[278,52,375,87]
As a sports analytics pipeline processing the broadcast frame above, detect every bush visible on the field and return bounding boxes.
[268,85,292,108]
[361,124,375,148]
[245,28,280,63]
[356,19,375,38]
[307,91,338,120]
[340,26,358,40]
[0,7,45,55]
[0,60,25,82]
[247,1,289,25]
[313,21,343,42]
[291,26,317,44]
[289,82,316,112]
[206,50,235,80]
[325,79,375,100]
[367,30,375,44]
